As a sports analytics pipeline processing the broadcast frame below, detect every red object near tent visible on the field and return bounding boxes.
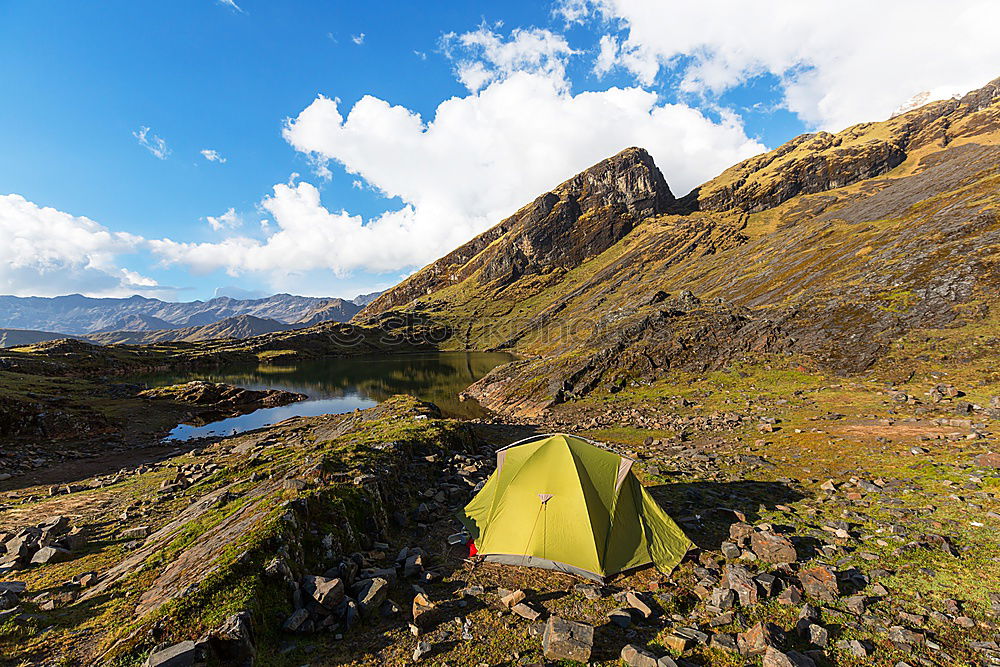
[467,539,478,557]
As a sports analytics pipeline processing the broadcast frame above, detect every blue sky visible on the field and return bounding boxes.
[2,0,997,301]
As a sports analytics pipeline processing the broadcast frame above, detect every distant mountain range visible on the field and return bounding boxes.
[85,314,303,345]
[0,291,383,346]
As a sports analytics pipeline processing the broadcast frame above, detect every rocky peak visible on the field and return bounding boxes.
[959,75,1000,112]
[362,147,675,315]
[693,76,1000,214]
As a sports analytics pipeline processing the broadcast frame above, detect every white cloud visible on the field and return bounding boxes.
[217,0,244,13]
[568,0,1000,130]
[200,148,227,163]
[133,126,170,160]
[352,33,365,45]
[594,35,618,76]
[149,25,763,283]
[442,27,576,92]
[205,207,242,232]
[414,50,427,60]
[554,0,592,23]
[0,194,160,297]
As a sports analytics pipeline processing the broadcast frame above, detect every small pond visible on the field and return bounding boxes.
[128,351,513,441]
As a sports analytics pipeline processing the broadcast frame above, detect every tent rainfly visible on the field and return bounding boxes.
[458,433,692,582]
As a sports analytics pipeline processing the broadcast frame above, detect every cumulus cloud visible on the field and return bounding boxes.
[200,148,227,163]
[133,126,170,159]
[149,26,764,282]
[0,194,160,297]
[567,0,1000,130]
[205,207,242,231]
[442,27,576,92]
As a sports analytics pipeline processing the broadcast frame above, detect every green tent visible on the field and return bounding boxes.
[458,433,692,581]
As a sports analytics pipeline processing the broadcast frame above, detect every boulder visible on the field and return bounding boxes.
[888,626,924,645]
[608,607,633,628]
[0,582,26,595]
[412,592,434,628]
[357,577,388,616]
[39,515,69,534]
[30,546,71,565]
[738,621,778,656]
[0,590,17,610]
[778,586,803,605]
[60,528,87,552]
[729,522,754,544]
[763,647,816,667]
[301,575,344,609]
[751,531,797,564]
[403,554,424,578]
[145,641,198,667]
[122,525,152,540]
[620,643,659,667]
[845,595,866,615]
[206,611,255,666]
[806,623,828,647]
[282,608,310,633]
[723,564,758,606]
[711,587,736,610]
[542,615,594,662]
[799,565,839,602]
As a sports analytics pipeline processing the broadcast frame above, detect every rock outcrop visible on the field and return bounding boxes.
[693,76,1000,213]
[361,147,676,315]
[137,381,306,412]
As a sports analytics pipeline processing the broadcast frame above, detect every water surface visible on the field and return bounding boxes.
[128,351,513,441]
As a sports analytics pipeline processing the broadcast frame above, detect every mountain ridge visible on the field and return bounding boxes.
[0,292,369,335]
[360,76,1000,417]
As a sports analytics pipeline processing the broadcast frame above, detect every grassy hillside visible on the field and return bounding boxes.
[361,77,1000,417]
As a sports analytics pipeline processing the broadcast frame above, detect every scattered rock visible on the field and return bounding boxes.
[500,589,525,609]
[145,641,199,667]
[608,608,633,628]
[206,611,255,666]
[723,564,758,606]
[751,531,797,563]
[356,577,388,617]
[625,591,653,618]
[413,640,432,661]
[542,615,593,662]
[738,622,779,656]
[282,608,310,634]
[511,602,543,621]
[621,643,659,667]
[799,565,839,602]
[763,647,816,667]
[30,546,71,565]
[301,575,345,609]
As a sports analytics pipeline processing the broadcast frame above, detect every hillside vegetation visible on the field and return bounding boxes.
[360,77,1000,418]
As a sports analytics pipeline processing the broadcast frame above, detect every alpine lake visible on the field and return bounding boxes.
[128,351,514,441]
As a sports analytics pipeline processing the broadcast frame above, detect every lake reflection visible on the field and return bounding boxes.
[128,351,513,441]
